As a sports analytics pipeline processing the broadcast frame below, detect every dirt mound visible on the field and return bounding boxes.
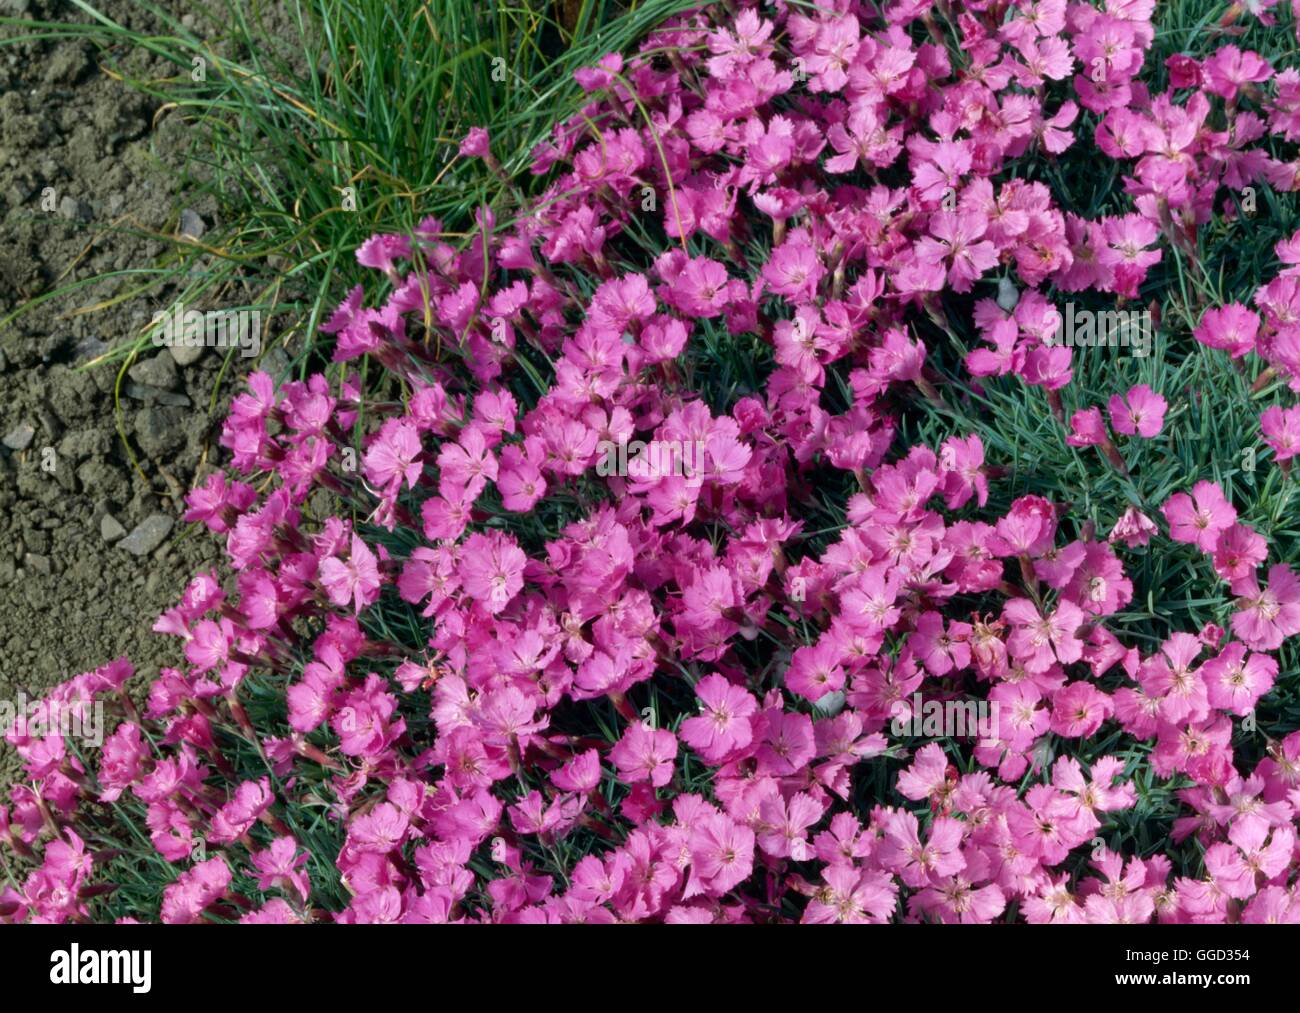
[0,0,281,778]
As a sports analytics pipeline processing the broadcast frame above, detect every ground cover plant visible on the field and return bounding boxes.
[6,0,1300,923]
[0,0,696,773]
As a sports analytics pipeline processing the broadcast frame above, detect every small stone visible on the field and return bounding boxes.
[178,208,206,240]
[127,352,179,390]
[118,514,173,556]
[168,340,206,367]
[5,182,34,207]
[261,346,290,382]
[23,552,50,576]
[812,690,846,718]
[134,406,185,459]
[996,276,1020,312]
[2,423,34,451]
[100,513,126,543]
[38,333,72,364]
[57,195,90,222]
[44,45,88,85]
[74,336,110,363]
[123,382,190,408]
[36,404,63,441]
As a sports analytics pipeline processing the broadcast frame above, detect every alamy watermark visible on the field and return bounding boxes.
[1,693,104,747]
[151,302,261,358]
[890,693,999,742]
[50,945,151,993]
[595,438,707,486]
[1044,302,1151,358]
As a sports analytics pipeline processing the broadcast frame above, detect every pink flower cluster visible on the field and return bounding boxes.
[5,0,1300,924]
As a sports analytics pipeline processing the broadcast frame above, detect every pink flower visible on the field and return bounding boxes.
[1109,507,1156,548]
[97,723,148,803]
[457,531,526,615]
[1165,53,1202,89]
[688,813,755,894]
[475,686,547,744]
[609,722,678,788]
[35,1,1300,927]
[437,427,498,498]
[762,234,825,302]
[551,750,601,793]
[160,857,231,924]
[680,675,757,763]
[207,777,274,844]
[1052,755,1136,821]
[1194,304,1259,358]
[573,53,622,92]
[1201,643,1277,715]
[911,611,972,675]
[1231,564,1300,650]
[1050,681,1113,738]
[756,792,825,860]
[459,127,491,159]
[1066,406,1108,447]
[755,711,815,777]
[319,535,382,613]
[938,433,988,509]
[877,811,965,888]
[1007,785,1082,865]
[1204,816,1292,900]
[896,743,952,804]
[915,212,999,293]
[673,257,732,316]
[1201,45,1273,100]
[332,675,405,757]
[1261,404,1300,462]
[1004,598,1085,672]
[1162,481,1238,552]
[785,639,846,702]
[356,233,411,277]
[989,495,1057,557]
[801,864,897,924]
[639,316,689,363]
[250,836,311,903]
[912,870,1007,924]
[363,420,423,492]
[1098,215,1162,298]
[1108,384,1167,438]
[497,443,547,512]
[1212,523,1268,585]
[1064,542,1133,616]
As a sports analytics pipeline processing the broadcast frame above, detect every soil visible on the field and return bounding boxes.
[0,0,288,778]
